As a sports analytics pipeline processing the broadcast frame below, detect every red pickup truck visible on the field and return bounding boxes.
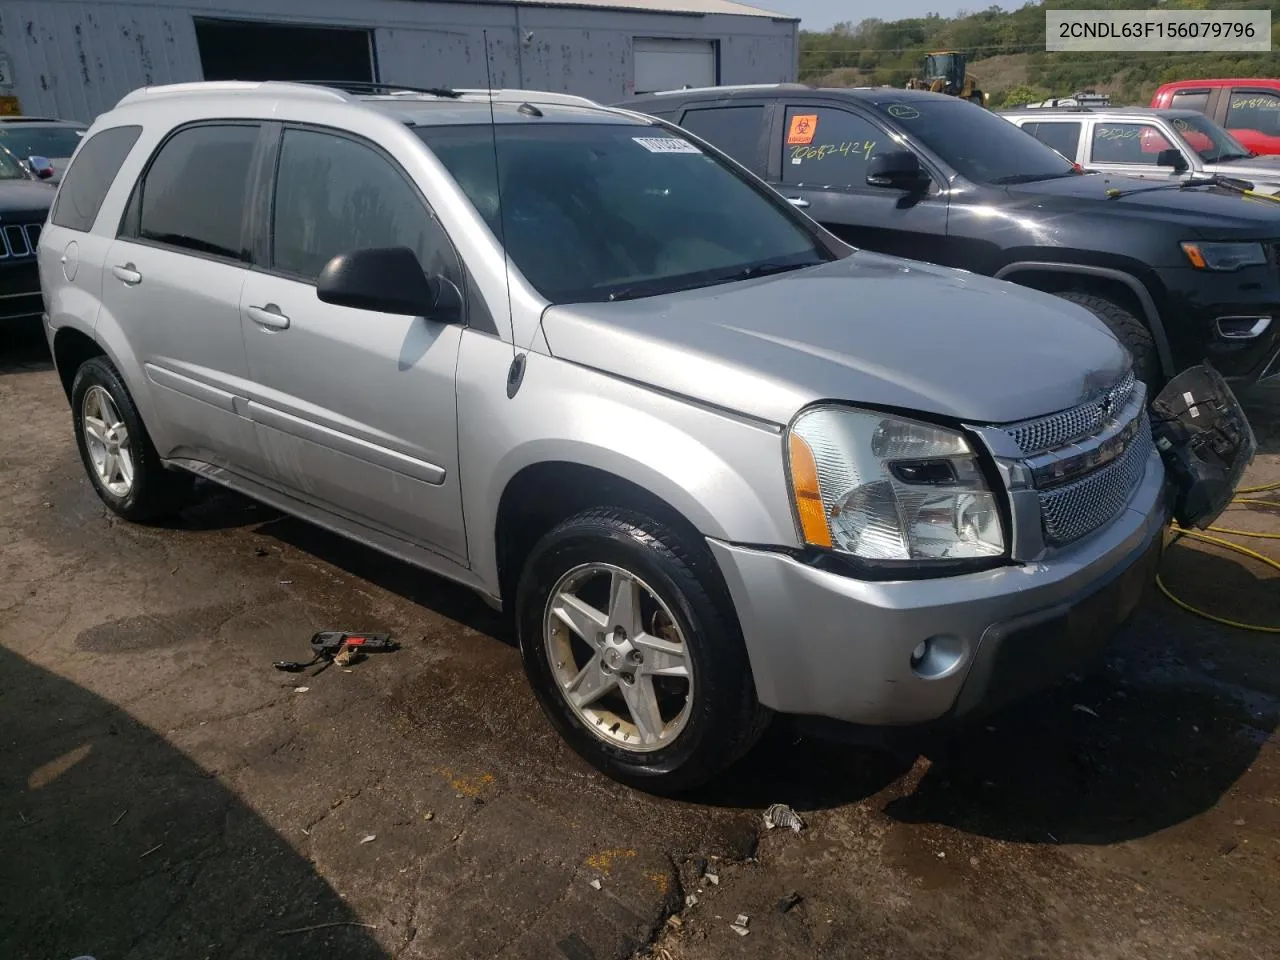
[1151,79,1280,155]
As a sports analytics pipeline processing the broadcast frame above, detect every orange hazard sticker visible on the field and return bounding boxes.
[787,114,818,145]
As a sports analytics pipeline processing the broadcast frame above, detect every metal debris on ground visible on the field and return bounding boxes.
[360,834,377,844]
[274,631,400,675]
[777,891,803,914]
[589,878,602,890]
[729,914,751,936]
[763,803,805,833]
[293,686,310,693]
[1072,703,1100,718]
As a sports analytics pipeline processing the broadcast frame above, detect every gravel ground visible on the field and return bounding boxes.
[2,325,1277,960]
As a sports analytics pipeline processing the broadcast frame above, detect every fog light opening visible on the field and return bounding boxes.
[909,634,966,680]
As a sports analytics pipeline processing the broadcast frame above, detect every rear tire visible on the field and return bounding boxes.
[71,356,191,522]
[1055,290,1161,388]
[515,506,770,794]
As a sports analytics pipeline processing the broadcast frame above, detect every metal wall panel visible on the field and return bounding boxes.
[0,0,796,121]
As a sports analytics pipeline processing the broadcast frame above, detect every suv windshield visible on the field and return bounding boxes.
[0,124,84,159]
[416,122,835,303]
[1168,113,1252,163]
[871,98,1078,185]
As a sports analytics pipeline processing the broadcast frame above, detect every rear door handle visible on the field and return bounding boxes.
[785,197,811,209]
[111,263,142,285]
[247,304,290,330]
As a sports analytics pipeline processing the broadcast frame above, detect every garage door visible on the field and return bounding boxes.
[633,39,717,95]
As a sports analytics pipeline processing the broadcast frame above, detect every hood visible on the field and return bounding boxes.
[1006,172,1280,234]
[541,253,1130,426]
[1202,154,1280,190]
[0,178,55,218]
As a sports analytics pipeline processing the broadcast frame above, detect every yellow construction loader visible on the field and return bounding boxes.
[905,52,989,108]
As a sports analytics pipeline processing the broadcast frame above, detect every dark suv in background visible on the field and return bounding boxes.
[0,147,54,329]
[618,86,1280,390]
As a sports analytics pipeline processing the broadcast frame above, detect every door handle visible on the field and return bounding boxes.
[111,263,142,285]
[247,304,290,330]
[786,197,811,209]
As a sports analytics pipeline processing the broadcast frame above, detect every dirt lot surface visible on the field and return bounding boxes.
[2,326,1278,960]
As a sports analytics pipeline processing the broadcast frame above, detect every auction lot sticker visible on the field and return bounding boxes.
[1046,9,1270,52]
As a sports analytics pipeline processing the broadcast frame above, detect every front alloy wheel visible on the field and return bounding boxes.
[516,506,770,793]
[545,563,694,752]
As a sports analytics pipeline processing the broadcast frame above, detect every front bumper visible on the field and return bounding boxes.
[708,448,1168,727]
[1155,266,1280,383]
[0,260,43,323]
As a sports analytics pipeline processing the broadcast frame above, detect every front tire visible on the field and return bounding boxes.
[515,506,769,794]
[71,356,189,522]
[1055,290,1161,388]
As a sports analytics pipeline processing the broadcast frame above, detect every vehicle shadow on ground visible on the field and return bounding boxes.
[0,320,54,374]
[881,542,1278,846]
[0,647,388,960]
[1240,387,1278,456]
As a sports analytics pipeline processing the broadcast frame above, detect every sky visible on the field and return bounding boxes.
[758,0,985,31]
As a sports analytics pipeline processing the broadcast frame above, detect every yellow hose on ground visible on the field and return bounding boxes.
[1156,480,1280,634]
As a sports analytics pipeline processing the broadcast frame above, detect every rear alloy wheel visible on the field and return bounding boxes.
[516,507,769,793]
[71,356,190,522]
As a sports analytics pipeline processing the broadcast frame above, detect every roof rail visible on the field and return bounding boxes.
[290,80,464,99]
[294,82,600,108]
[643,82,810,97]
[449,88,601,108]
[115,80,351,108]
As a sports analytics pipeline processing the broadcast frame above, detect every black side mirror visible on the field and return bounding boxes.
[1156,147,1188,173]
[866,150,930,191]
[316,247,462,322]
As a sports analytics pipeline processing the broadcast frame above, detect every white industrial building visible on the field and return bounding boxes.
[0,0,798,122]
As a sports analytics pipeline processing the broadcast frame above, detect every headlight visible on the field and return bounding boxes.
[788,406,1005,561]
[1180,241,1267,271]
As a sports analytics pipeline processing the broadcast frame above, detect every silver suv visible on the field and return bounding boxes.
[1002,105,1280,194]
[40,81,1178,792]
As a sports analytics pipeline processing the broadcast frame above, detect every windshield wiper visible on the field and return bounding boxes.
[1104,173,1255,200]
[991,171,1078,185]
[738,259,821,280]
[606,259,821,302]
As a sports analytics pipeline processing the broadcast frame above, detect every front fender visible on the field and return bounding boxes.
[456,336,800,596]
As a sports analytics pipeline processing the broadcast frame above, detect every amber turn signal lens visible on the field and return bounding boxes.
[788,433,832,548]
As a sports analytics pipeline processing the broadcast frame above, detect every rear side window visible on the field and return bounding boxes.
[1171,90,1210,114]
[1226,90,1280,137]
[680,105,765,169]
[1021,121,1081,161]
[781,106,884,187]
[270,127,461,285]
[50,125,142,232]
[124,123,259,260]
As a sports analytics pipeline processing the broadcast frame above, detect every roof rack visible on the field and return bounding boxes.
[291,80,464,99]
[294,80,600,108]
[643,82,810,96]
[450,88,601,108]
[115,80,351,108]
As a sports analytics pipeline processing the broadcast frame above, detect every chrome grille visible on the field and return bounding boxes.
[1004,369,1136,455]
[1039,410,1153,545]
[0,222,41,260]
